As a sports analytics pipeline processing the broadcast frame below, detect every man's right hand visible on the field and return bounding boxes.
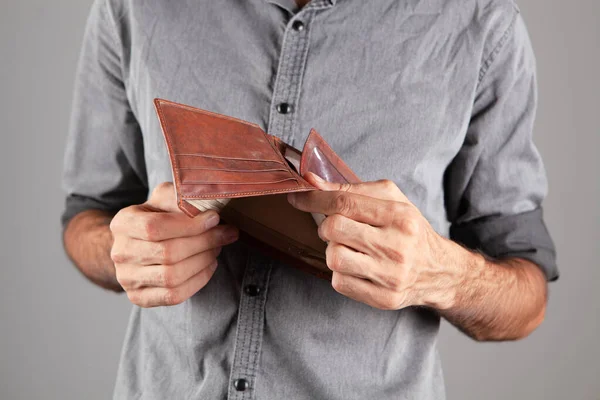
[109,182,239,307]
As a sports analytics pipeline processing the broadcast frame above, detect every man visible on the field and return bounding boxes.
[62,0,558,398]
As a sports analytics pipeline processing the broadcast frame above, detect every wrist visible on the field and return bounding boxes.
[422,234,485,311]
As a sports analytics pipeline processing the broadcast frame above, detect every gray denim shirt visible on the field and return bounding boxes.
[62,0,557,398]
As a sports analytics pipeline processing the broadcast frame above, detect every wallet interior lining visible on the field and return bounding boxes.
[223,194,327,259]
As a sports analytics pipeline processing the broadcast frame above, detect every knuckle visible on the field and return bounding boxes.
[382,273,402,291]
[338,183,352,192]
[126,291,142,306]
[333,193,354,215]
[328,215,346,234]
[151,182,172,199]
[141,215,162,241]
[110,245,128,264]
[162,269,179,288]
[388,202,403,217]
[378,294,402,311]
[399,214,421,236]
[331,273,346,293]
[326,245,343,271]
[108,216,120,233]
[379,179,397,191]
[155,241,175,265]
[115,269,128,287]
[153,267,175,288]
[163,289,183,306]
[318,219,331,241]
[109,211,126,233]
[320,215,342,240]
[376,202,400,224]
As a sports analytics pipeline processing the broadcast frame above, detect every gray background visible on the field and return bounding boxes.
[0,0,598,399]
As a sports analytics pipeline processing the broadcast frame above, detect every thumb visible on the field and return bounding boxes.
[146,182,182,213]
[303,172,410,203]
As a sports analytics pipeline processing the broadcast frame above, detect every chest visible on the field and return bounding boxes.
[120,0,483,213]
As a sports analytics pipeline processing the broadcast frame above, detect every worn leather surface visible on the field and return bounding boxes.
[154,98,360,279]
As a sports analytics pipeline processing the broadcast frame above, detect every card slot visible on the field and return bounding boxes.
[181,178,298,185]
[175,153,286,166]
[179,168,298,185]
[177,166,290,173]
[176,154,286,171]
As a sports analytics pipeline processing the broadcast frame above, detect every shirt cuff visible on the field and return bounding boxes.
[61,194,119,229]
[449,207,558,281]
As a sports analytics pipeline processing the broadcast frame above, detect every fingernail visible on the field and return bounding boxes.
[287,193,296,205]
[205,213,220,230]
[210,260,219,271]
[223,227,239,243]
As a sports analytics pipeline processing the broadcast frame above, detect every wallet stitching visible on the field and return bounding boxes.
[155,100,184,195]
[180,186,314,199]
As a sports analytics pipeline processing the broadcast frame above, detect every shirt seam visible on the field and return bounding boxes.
[476,8,520,89]
[100,0,126,77]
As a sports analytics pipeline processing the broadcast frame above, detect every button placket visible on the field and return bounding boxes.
[267,3,327,145]
[227,4,334,399]
[227,256,272,400]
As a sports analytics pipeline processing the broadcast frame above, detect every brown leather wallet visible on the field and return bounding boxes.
[154,98,360,280]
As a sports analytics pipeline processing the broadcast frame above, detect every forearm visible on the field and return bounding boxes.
[63,210,122,292]
[437,239,547,341]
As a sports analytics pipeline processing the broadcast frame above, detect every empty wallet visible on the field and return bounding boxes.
[154,98,361,280]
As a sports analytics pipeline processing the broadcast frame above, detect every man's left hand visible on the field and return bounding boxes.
[288,172,469,311]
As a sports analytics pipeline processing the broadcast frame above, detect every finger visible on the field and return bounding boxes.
[331,272,403,310]
[113,206,221,241]
[318,214,380,254]
[146,182,180,213]
[304,172,409,203]
[118,249,219,290]
[288,190,404,227]
[326,242,378,280]
[126,262,218,307]
[111,225,239,265]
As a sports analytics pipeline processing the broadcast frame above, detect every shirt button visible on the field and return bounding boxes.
[277,102,292,114]
[244,285,261,297]
[292,20,305,31]
[234,378,249,391]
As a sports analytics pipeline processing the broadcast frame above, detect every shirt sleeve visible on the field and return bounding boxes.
[444,12,558,281]
[61,0,148,228]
